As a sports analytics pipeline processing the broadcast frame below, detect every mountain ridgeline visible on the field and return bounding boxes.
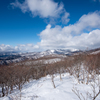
[0,48,100,65]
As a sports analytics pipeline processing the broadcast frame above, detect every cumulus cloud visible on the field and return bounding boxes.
[15,44,39,52]
[64,11,100,34]
[68,29,100,49]
[39,11,100,50]
[0,44,15,52]
[0,44,39,52]
[11,0,70,24]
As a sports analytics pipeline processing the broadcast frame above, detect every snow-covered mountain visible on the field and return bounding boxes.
[45,49,79,55]
[1,48,100,65]
[19,49,81,59]
[0,49,78,65]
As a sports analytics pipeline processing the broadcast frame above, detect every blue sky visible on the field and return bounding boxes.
[0,0,100,52]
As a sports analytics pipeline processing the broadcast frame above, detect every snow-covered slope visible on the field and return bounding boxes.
[0,73,100,100]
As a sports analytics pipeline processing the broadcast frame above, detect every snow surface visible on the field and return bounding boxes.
[90,50,100,54]
[0,73,100,100]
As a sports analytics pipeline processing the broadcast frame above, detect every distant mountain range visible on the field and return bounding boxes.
[0,48,100,65]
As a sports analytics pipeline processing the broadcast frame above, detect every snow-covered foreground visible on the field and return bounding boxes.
[0,73,100,100]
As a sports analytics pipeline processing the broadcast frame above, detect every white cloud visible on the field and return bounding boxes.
[11,0,70,24]
[64,11,100,34]
[39,11,100,50]
[15,44,39,52]
[68,29,100,49]
[61,12,70,24]
[0,44,15,52]
[0,44,39,52]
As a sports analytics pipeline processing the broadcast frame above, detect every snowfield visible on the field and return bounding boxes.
[0,73,100,100]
